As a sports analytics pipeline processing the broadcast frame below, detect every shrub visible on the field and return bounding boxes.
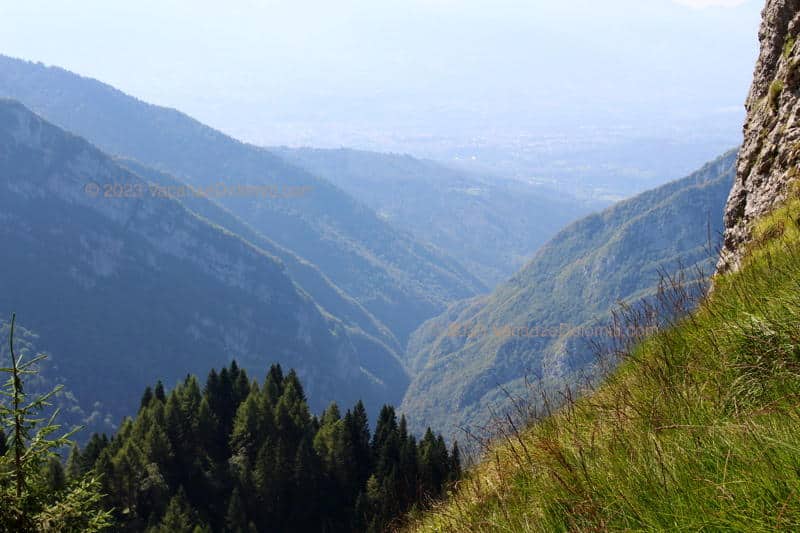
[769,79,785,110]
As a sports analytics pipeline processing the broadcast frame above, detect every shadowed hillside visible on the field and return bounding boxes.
[0,55,486,345]
[0,100,408,429]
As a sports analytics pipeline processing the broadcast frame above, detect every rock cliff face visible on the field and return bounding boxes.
[719,0,800,271]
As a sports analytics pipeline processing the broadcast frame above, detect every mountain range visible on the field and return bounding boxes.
[273,147,594,286]
[0,99,408,428]
[0,54,485,346]
[0,53,742,443]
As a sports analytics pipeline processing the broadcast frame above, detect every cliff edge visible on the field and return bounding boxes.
[719,0,800,271]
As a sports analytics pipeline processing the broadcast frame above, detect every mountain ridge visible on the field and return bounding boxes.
[0,55,486,345]
[117,157,402,354]
[273,146,594,286]
[0,99,408,427]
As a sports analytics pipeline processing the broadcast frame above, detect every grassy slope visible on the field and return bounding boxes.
[407,187,800,531]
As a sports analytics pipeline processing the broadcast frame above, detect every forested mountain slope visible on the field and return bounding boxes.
[0,99,407,429]
[402,151,737,437]
[119,158,401,354]
[274,147,593,286]
[408,3,800,528]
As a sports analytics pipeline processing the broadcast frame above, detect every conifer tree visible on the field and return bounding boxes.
[73,359,461,532]
[0,427,7,457]
[79,433,109,476]
[154,487,197,532]
[349,401,372,487]
[449,441,462,482]
[224,488,248,533]
[44,457,66,493]
[263,364,284,405]
[0,314,112,532]
[65,444,81,481]
[153,381,166,403]
[139,386,154,411]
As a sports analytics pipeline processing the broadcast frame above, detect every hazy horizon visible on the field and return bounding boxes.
[0,0,763,196]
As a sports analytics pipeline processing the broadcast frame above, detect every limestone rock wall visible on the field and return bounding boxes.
[719,0,800,271]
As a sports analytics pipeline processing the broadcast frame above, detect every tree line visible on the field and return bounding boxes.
[1,346,460,532]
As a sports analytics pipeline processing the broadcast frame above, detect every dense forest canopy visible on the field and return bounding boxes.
[4,357,460,532]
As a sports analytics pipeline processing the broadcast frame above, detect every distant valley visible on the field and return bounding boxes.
[0,54,741,439]
[0,2,786,531]
[401,151,738,437]
[0,56,603,432]
[0,55,484,348]
[274,147,594,286]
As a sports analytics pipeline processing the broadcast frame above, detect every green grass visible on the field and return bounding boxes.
[769,80,785,110]
[784,33,796,60]
[406,188,800,532]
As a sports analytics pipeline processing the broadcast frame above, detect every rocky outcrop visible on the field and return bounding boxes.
[719,0,800,271]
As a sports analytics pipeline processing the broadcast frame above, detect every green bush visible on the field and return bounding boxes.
[783,33,796,59]
[769,79,785,110]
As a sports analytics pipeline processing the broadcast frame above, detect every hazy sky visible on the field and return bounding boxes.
[0,0,763,151]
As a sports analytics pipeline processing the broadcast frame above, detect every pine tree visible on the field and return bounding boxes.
[205,363,249,453]
[313,402,342,466]
[44,457,66,493]
[274,374,311,454]
[449,441,462,482]
[252,440,277,525]
[224,488,248,533]
[352,490,370,532]
[154,381,166,403]
[349,401,372,487]
[291,439,322,529]
[0,427,7,457]
[232,364,251,410]
[230,388,267,459]
[0,314,112,532]
[398,419,419,508]
[139,386,154,411]
[264,364,284,405]
[65,443,82,481]
[418,428,438,496]
[373,407,401,483]
[154,487,197,532]
[144,423,173,467]
[372,405,398,454]
[419,429,451,499]
[195,397,217,452]
[79,433,109,476]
